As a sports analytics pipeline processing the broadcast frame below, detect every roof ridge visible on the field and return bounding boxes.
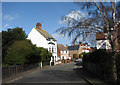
[35,28,56,41]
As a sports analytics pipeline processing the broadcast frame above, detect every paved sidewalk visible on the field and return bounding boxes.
[75,66,110,85]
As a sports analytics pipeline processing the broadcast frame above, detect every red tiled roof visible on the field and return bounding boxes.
[82,48,90,50]
[96,33,105,40]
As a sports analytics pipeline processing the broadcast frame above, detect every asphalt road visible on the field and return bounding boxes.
[11,62,89,84]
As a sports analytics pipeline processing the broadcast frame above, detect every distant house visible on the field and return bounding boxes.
[81,43,91,53]
[96,21,120,51]
[57,46,61,60]
[27,23,58,65]
[57,44,70,60]
[67,42,91,58]
[57,46,62,64]
[96,33,111,49]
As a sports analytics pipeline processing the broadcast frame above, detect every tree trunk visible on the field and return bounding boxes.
[111,51,117,81]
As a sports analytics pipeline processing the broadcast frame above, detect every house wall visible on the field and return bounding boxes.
[60,50,69,60]
[82,50,89,53]
[27,28,58,63]
[27,28,48,48]
[57,47,61,60]
[79,46,83,54]
[47,40,57,62]
[96,40,111,49]
[69,50,78,58]
[80,45,90,53]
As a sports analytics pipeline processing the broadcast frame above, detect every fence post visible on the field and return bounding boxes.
[22,65,24,71]
[8,66,10,77]
[16,65,17,74]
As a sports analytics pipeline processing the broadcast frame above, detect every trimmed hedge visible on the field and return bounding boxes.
[83,49,111,64]
[83,49,120,79]
[83,49,112,78]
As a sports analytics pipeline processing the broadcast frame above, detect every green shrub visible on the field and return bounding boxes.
[71,59,73,61]
[79,53,83,58]
[73,54,78,59]
[4,40,52,65]
[67,61,70,63]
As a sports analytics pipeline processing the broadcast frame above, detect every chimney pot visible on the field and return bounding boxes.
[36,23,42,30]
[79,42,82,44]
[66,44,68,48]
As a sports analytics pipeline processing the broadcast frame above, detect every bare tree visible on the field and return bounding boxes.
[56,1,120,81]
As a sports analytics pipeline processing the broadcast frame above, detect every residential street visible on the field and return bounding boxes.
[10,62,89,84]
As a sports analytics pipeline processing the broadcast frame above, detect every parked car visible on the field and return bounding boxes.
[75,58,82,65]
[75,58,82,62]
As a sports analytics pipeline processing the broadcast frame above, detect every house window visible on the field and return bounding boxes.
[52,47,54,52]
[49,47,51,52]
[54,48,56,52]
[55,56,56,61]
[62,51,64,54]
[52,57,54,61]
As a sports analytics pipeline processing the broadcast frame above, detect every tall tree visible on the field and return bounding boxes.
[2,27,26,62]
[56,1,120,81]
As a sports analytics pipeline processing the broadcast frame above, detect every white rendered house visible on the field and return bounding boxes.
[96,21,120,51]
[96,33,111,49]
[81,43,90,53]
[27,23,58,65]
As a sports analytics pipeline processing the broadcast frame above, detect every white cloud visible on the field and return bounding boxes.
[52,33,64,38]
[3,15,14,21]
[59,10,86,25]
[67,11,84,20]
[3,13,19,21]
[52,33,72,46]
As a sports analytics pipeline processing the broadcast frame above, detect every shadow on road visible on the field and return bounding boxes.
[74,61,83,66]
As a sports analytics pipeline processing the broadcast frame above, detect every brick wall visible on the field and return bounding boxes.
[69,50,78,58]
[57,47,61,59]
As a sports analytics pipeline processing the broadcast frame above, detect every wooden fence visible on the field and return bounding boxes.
[83,62,102,76]
[2,62,50,79]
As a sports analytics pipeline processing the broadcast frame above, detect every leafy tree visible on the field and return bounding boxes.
[40,48,51,62]
[73,54,78,59]
[79,53,87,58]
[56,1,120,81]
[4,39,52,65]
[5,40,34,65]
[2,27,26,62]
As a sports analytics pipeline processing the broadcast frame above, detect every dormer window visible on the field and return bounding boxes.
[48,42,55,45]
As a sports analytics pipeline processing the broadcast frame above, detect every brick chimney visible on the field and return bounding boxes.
[36,23,41,30]
[66,44,68,48]
[85,43,88,45]
[79,42,82,45]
